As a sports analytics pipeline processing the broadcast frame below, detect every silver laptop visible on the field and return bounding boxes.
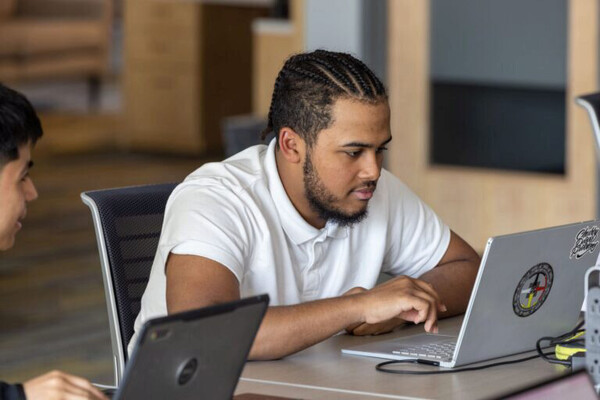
[342,221,600,368]
[104,294,269,400]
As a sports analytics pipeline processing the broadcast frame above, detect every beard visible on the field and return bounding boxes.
[302,151,371,228]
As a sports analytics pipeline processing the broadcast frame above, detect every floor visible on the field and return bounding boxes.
[0,143,214,386]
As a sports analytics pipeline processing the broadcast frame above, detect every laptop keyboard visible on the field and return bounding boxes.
[392,340,456,361]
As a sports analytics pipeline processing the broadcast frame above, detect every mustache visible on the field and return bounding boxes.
[354,181,377,191]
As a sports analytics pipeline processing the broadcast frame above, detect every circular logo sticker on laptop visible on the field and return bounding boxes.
[512,263,554,317]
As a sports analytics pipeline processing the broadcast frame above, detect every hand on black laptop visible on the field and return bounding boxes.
[23,370,108,400]
[344,276,446,335]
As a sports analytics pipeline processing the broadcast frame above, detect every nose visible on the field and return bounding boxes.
[358,151,382,182]
[25,178,38,202]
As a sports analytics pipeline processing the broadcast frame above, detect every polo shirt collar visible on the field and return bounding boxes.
[264,139,348,245]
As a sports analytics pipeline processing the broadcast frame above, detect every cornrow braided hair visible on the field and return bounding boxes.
[261,49,387,148]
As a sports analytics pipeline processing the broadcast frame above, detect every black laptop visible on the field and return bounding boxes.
[105,294,269,400]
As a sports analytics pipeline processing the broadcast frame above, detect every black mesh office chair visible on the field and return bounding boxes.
[81,183,178,385]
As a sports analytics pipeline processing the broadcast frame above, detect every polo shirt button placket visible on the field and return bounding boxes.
[304,240,322,300]
[299,240,313,301]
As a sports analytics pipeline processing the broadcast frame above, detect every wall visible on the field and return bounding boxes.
[304,0,387,83]
[387,0,598,252]
[430,0,566,88]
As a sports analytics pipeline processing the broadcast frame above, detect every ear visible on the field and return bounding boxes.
[278,127,305,164]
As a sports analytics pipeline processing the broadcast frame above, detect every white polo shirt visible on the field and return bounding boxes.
[131,139,450,350]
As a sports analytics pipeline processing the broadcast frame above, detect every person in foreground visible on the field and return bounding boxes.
[133,50,481,360]
[0,83,107,399]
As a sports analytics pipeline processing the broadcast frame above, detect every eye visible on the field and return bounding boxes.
[345,150,361,158]
[376,146,388,154]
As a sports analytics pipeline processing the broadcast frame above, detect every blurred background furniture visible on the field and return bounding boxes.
[123,0,271,155]
[0,0,113,105]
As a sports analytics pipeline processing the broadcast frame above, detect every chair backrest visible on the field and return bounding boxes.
[576,93,600,153]
[81,183,177,386]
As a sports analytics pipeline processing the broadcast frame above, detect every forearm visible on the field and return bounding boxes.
[166,255,446,359]
[419,257,479,317]
[249,295,365,360]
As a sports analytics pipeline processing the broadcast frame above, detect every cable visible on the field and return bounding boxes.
[555,335,585,360]
[535,320,585,366]
[376,321,585,375]
[376,353,552,375]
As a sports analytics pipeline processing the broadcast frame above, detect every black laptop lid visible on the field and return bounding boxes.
[115,294,269,400]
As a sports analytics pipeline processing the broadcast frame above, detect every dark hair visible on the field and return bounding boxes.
[262,49,387,148]
[0,83,43,167]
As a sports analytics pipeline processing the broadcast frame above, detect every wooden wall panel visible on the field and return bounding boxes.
[387,0,598,252]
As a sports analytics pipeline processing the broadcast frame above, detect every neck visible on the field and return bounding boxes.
[275,149,326,229]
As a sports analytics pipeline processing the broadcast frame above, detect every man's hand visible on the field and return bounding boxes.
[342,287,405,335]
[351,276,446,334]
[23,370,108,400]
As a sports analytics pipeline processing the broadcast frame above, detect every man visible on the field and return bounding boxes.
[0,83,107,399]
[133,50,481,360]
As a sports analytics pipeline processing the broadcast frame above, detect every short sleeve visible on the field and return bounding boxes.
[160,181,252,283]
[381,171,451,277]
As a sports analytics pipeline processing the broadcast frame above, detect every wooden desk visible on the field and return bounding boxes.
[235,317,568,399]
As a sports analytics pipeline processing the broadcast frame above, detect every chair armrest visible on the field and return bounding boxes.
[17,0,112,20]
